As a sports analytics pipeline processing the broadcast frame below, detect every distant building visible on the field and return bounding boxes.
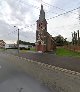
[19,44,33,48]
[5,43,33,50]
[35,5,56,52]
[5,44,17,49]
[0,40,6,48]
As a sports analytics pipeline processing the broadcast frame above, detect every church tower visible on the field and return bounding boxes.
[36,4,56,52]
[36,4,47,52]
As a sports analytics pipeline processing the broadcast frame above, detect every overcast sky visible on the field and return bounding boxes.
[0,0,80,44]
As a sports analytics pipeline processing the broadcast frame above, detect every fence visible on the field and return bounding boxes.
[64,45,80,52]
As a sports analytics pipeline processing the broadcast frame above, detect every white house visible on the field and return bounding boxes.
[5,44,17,49]
[19,44,33,48]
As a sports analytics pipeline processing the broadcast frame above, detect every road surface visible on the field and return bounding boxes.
[0,53,56,92]
[3,49,80,72]
[19,52,80,72]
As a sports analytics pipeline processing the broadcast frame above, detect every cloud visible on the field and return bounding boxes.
[0,19,36,44]
[0,0,79,43]
[19,31,36,42]
[47,9,79,41]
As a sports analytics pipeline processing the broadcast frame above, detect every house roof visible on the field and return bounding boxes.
[0,40,6,44]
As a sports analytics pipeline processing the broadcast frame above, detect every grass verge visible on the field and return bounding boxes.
[56,47,80,57]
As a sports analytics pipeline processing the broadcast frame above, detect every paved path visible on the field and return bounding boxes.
[0,53,55,92]
[19,52,80,72]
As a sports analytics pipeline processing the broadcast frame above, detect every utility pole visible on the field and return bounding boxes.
[18,28,19,54]
[14,26,20,54]
[71,32,73,45]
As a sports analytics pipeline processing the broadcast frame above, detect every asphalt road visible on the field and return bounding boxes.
[19,52,80,72]
[0,53,55,92]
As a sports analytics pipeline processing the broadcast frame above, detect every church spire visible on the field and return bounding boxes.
[39,4,45,21]
[41,4,43,10]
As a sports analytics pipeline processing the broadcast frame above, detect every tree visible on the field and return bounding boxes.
[55,35,67,46]
[19,40,35,46]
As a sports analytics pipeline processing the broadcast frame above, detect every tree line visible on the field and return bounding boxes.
[19,40,35,46]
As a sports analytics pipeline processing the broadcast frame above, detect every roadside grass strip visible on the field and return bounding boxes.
[56,47,80,57]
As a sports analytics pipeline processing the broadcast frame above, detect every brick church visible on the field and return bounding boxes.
[35,4,56,52]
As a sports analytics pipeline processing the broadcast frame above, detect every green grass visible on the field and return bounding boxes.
[29,47,36,51]
[20,50,27,53]
[56,47,80,57]
[0,48,5,51]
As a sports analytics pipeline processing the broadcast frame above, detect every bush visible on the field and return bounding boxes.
[20,47,30,50]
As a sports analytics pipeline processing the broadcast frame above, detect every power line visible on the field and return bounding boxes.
[16,7,80,32]
[18,0,58,15]
[42,1,79,15]
[51,23,78,29]
[3,3,80,39]
[47,6,80,20]
[25,7,79,28]
[17,0,40,9]
[43,1,65,11]
[10,0,79,30]
[22,7,79,30]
